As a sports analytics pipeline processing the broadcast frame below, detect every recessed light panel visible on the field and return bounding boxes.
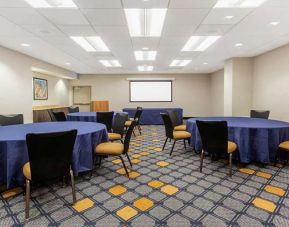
[70,36,110,52]
[138,65,153,72]
[169,60,192,67]
[214,0,266,8]
[99,60,121,67]
[124,9,167,37]
[25,0,77,8]
[182,36,221,52]
[134,51,157,61]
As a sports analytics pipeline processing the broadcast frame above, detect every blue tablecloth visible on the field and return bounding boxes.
[0,122,108,188]
[187,117,289,164]
[123,108,183,125]
[67,112,128,123]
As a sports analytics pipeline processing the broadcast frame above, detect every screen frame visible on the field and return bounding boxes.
[129,80,173,102]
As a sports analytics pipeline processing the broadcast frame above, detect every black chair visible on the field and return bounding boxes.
[161,113,191,156]
[52,111,67,121]
[0,114,23,126]
[68,106,79,113]
[47,109,56,122]
[125,108,143,135]
[250,110,270,119]
[196,121,237,177]
[95,121,136,177]
[97,111,114,132]
[108,113,127,143]
[23,130,77,220]
[167,110,186,131]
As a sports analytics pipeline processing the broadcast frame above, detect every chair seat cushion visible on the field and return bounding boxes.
[228,141,237,153]
[173,131,191,139]
[125,120,132,127]
[279,141,289,151]
[108,133,122,141]
[23,162,31,180]
[96,142,124,155]
[174,124,186,131]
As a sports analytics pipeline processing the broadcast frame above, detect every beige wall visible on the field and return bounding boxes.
[71,74,212,117]
[0,46,74,123]
[252,44,289,121]
[210,69,224,116]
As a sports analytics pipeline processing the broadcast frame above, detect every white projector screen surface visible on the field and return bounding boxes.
[130,81,172,102]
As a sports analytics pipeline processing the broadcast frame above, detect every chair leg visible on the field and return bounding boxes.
[132,129,136,137]
[70,169,76,204]
[162,137,168,151]
[125,153,133,167]
[137,125,142,135]
[183,139,186,149]
[200,150,204,173]
[25,179,30,220]
[120,156,130,177]
[170,140,176,156]
[229,153,233,177]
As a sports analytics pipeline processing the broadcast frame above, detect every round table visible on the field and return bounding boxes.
[67,111,128,123]
[186,117,289,164]
[0,122,108,188]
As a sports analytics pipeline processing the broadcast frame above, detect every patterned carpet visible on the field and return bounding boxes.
[1,125,289,226]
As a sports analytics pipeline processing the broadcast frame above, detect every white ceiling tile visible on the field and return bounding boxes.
[0,8,50,25]
[57,25,97,36]
[73,0,122,8]
[165,9,210,25]
[0,0,30,7]
[202,8,253,25]
[122,0,169,8]
[21,23,65,37]
[131,38,160,50]
[169,0,218,9]
[162,24,199,37]
[38,9,89,25]
[194,24,232,36]
[82,9,126,25]
[0,16,33,36]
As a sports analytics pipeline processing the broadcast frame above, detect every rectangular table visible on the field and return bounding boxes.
[123,108,183,125]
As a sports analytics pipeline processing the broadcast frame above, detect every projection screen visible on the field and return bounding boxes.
[129,80,172,102]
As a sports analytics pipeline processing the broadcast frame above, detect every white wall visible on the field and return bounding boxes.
[252,44,289,121]
[210,69,224,116]
[71,74,212,117]
[0,46,74,123]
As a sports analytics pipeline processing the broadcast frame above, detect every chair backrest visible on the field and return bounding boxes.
[160,113,174,139]
[167,110,181,127]
[52,111,67,121]
[123,121,136,153]
[0,114,23,126]
[196,120,228,156]
[133,109,143,124]
[68,106,79,113]
[97,111,114,131]
[112,113,127,137]
[250,110,270,119]
[47,109,56,122]
[26,130,77,182]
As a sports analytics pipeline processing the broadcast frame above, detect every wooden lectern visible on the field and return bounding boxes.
[91,101,109,112]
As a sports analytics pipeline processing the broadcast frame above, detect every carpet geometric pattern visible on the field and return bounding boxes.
[1,125,289,226]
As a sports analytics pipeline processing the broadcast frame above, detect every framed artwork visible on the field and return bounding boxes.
[33,77,48,100]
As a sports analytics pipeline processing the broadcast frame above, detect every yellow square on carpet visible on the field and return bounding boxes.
[157,161,169,167]
[73,198,94,212]
[256,171,272,179]
[264,185,285,196]
[133,197,154,211]
[116,206,138,221]
[239,168,255,175]
[148,180,164,188]
[161,185,179,195]
[109,185,127,196]
[112,159,121,164]
[252,197,276,213]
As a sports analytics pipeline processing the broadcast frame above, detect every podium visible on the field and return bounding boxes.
[90,101,109,112]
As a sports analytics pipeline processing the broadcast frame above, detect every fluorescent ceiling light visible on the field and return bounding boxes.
[124,8,167,37]
[99,60,121,67]
[225,15,234,19]
[203,62,208,65]
[65,62,71,65]
[134,51,157,61]
[25,0,77,8]
[169,60,192,67]
[214,0,266,8]
[235,43,243,47]
[182,36,221,52]
[70,36,110,52]
[21,43,30,47]
[270,21,280,26]
[138,65,153,72]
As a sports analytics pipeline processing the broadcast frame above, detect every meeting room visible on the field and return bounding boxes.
[1,0,289,226]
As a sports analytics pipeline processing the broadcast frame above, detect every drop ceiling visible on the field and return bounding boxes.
[0,0,289,74]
